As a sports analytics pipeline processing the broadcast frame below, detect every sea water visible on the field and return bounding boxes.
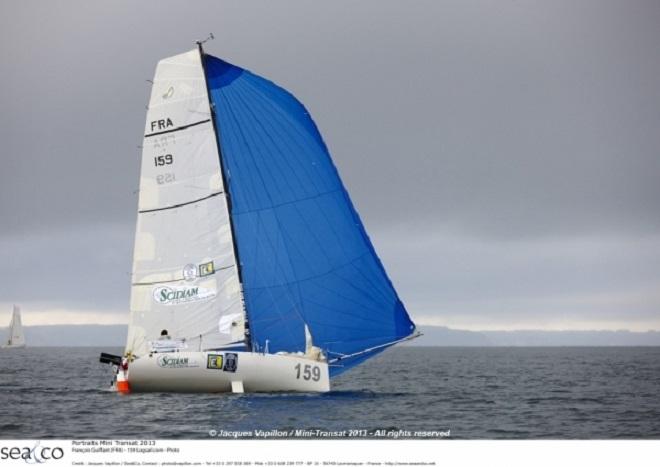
[0,347,659,439]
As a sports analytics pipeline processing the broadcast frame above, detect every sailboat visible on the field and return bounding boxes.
[100,39,418,393]
[3,305,26,349]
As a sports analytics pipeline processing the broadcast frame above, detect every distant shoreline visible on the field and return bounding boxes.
[2,324,660,347]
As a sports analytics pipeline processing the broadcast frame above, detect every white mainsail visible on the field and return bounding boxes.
[125,50,245,357]
[5,305,25,348]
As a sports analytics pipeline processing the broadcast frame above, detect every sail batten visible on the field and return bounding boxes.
[137,190,224,214]
[205,56,415,376]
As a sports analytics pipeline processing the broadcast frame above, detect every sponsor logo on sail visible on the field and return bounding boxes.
[199,261,215,277]
[183,263,198,281]
[152,285,216,305]
[157,355,198,368]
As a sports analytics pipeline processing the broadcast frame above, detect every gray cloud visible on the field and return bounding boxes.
[1,1,659,329]
[374,228,660,330]
[0,224,132,310]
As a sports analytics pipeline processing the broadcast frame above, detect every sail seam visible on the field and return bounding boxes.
[234,188,343,215]
[132,263,236,286]
[144,118,211,138]
[138,191,223,214]
[244,251,370,292]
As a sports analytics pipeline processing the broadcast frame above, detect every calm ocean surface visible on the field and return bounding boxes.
[1,347,659,439]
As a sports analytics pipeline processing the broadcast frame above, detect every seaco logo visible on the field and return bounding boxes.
[1,442,64,463]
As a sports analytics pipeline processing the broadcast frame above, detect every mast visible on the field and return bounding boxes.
[196,40,252,350]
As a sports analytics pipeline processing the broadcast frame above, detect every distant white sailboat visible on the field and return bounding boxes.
[100,39,418,393]
[3,305,26,349]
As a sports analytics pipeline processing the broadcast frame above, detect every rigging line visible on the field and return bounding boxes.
[327,332,423,363]
[138,191,223,214]
[181,327,219,342]
[143,119,211,138]
[322,332,410,348]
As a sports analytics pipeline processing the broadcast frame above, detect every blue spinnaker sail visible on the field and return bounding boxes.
[205,56,415,376]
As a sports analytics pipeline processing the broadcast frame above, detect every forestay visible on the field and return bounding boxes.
[204,56,416,376]
[126,51,245,357]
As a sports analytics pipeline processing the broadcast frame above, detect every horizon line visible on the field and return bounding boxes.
[2,323,658,334]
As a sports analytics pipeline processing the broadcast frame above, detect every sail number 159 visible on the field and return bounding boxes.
[294,363,321,381]
[154,154,173,166]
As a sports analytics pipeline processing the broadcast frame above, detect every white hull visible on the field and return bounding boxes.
[124,351,330,393]
[2,344,26,349]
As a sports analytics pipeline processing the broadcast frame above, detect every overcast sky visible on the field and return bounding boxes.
[1,1,659,331]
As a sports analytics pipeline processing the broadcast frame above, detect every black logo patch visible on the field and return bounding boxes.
[223,353,238,372]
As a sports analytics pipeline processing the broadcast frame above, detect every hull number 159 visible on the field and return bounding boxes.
[294,363,321,381]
